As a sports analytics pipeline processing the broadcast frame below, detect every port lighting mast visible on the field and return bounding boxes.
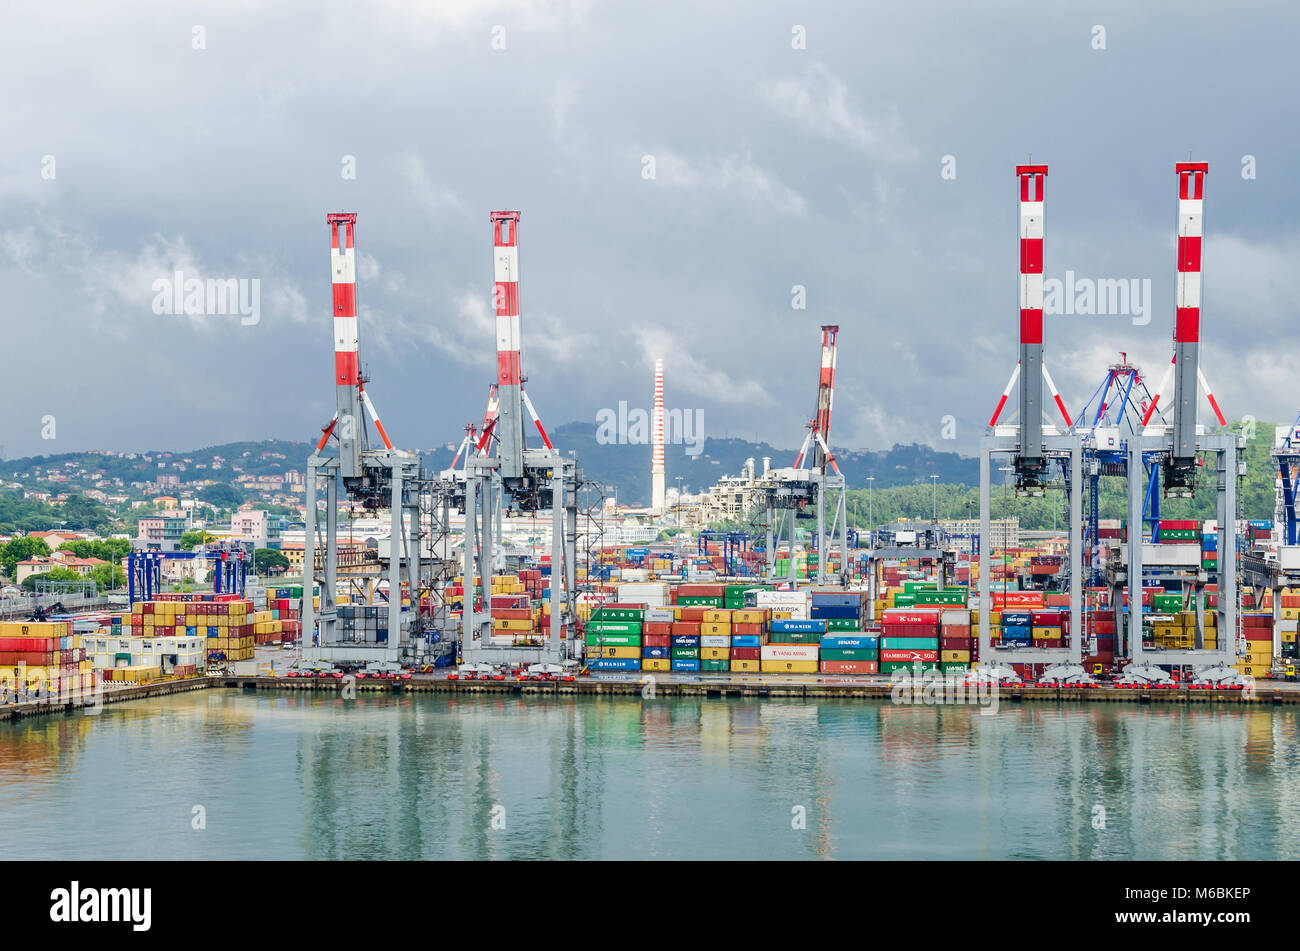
[978,163,1084,684]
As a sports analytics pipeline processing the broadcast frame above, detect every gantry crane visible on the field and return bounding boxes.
[1114,163,1244,685]
[977,164,1085,684]
[454,211,580,666]
[301,213,430,670]
[760,325,849,586]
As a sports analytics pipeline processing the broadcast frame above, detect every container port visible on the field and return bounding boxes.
[5,0,1299,899]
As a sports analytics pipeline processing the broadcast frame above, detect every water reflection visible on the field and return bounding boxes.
[1,692,1298,860]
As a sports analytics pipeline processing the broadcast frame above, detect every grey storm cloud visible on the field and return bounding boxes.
[2,0,1298,460]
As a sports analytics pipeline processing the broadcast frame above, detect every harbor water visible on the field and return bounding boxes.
[2,690,1298,860]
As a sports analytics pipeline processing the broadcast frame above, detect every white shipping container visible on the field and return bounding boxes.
[756,591,809,606]
[700,635,731,648]
[761,644,819,662]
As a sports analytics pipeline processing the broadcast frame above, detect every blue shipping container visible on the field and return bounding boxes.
[672,635,701,647]
[770,619,828,634]
[671,659,701,672]
[1001,611,1033,626]
[810,605,859,620]
[810,593,859,608]
[821,634,877,649]
[641,646,669,659]
[589,658,640,671]
[731,634,761,648]
[1001,624,1032,638]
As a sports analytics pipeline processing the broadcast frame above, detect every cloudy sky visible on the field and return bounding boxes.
[3,0,1297,462]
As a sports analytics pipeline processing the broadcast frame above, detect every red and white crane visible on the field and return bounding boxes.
[988,165,1071,490]
[1140,162,1227,495]
[793,325,840,474]
[315,213,393,480]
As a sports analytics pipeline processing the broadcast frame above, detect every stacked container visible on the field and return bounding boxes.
[585,605,643,671]
[939,608,973,673]
[1237,614,1274,677]
[641,607,673,671]
[700,609,731,672]
[0,620,96,698]
[879,607,940,673]
[729,609,764,672]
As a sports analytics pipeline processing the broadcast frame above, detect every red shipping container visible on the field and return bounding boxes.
[940,636,972,650]
[882,623,938,637]
[0,651,57,665]
[671,622,701,636]
[491,608,532,620]
[730,647,761,660]
[1244,628,1273,641]
[644,621,673,636]
[880,608,942,625]
[820,661,874,674]
[642,634,671,648]
[881,649,939,662]
[0,637,57,651]
[678,607,708,622]
[733,622,763,636]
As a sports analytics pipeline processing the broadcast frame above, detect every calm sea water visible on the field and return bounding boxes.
[2,690,1298,860]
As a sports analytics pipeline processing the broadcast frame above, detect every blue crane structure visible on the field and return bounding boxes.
[127,542,250,605]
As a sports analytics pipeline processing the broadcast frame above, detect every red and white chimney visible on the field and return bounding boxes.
[652,357,666,514]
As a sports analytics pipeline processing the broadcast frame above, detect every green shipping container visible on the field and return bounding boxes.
[820,647,878,661]
[586,621,643,634]
[914,590,967,606]
[590,608,644,622]
[881,661,941,674]
[584,633,642,647]
[768,631,823,644]
[700,658,730,672]
[671,647,700,659]
[893,595,916,607]
[823,618,860,632]
[940,662,970,673]
[881,636,940,650]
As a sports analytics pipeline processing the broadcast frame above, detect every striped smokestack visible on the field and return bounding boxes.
[652,357,665,514]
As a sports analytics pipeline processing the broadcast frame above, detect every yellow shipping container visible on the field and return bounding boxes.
[1035,626,1063,638]
[761,660,819,674]
[729,659,760,673]
[941,650,970,663]
[702,610,732,623]
[590,645,639,660]
[700,623,731,636]
[492,619,533,631]
[641,658,670,672]
[1284,630,1296,644]
[732,610,766,624]
[701,647,730,660]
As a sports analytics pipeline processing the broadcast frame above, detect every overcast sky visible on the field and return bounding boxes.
[3,0,1297,463]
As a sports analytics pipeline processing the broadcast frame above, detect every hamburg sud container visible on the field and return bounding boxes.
[585,604,643,671]
[879,607,941,673]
